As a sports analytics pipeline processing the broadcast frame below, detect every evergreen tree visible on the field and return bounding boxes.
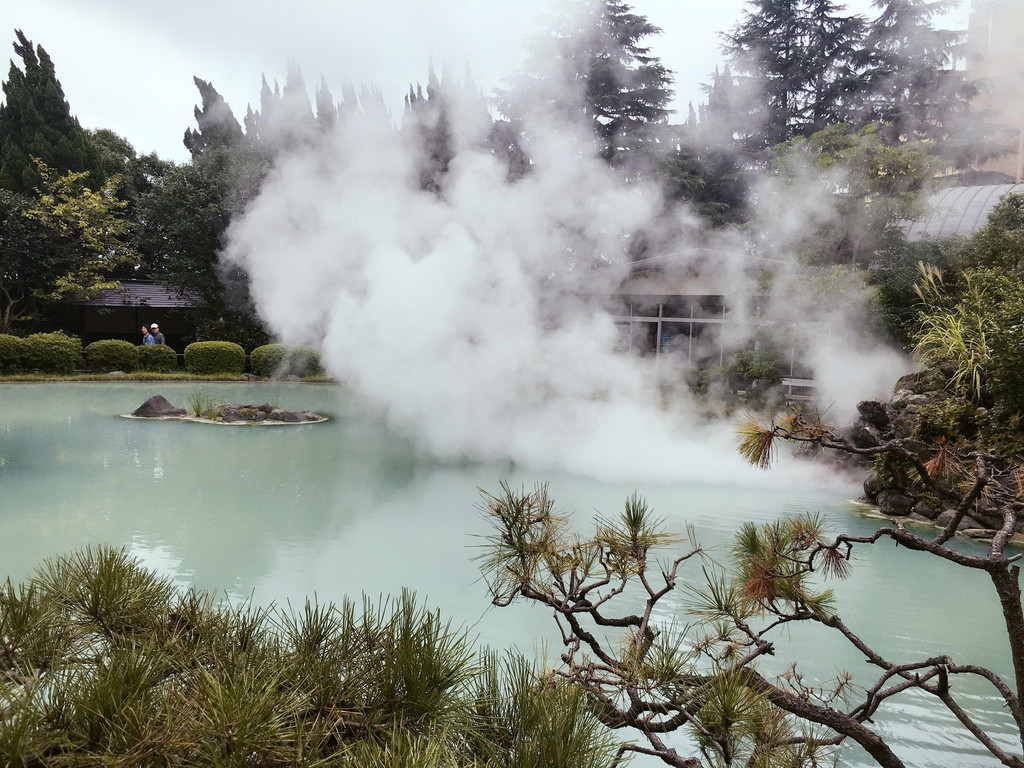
[404,63,493,193]
[659,140,750,227]
[404,65,455,193]
[858,0,978,155]
[496,0,674,172]
[0,30,103,194]
[724,0,865,150]
[245,64,319,150]
[315,76,337,133]
[183,76,244,157]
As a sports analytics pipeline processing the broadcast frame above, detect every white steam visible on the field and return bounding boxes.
[222,82,909,491]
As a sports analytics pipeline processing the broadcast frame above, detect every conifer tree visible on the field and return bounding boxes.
[724,0,865,149]
[858,0,977,153]
[182,76,245,157]
[0,30,103,194]
[497,0,674,171]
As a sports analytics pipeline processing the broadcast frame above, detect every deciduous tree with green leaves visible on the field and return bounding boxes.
[0,159,135,331]
[770,123,939,264]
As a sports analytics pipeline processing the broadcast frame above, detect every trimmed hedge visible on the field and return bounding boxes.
[250,343,324,378]
[184,341,245,375]
[0,334,26,373]
[85,339,138,373]
[137,344,178,372]
[23,332,82,375]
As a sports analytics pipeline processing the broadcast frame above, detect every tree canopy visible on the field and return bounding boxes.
[0,30,103,195]
[496,0,674,172]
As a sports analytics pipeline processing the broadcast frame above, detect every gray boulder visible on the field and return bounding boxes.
[268,408,322,422]
[269,409,304,422]
[221,408,246,423]
[848,422,883,449]
[876,489,915,517]
[893,368,948,396]
[863,471,880,499]
[132,395,186,418]
[856,400,890,430]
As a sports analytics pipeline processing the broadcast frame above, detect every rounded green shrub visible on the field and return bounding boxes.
[250,343,324,378]
[137,344,178,373]
[23,332,82,375]
[0,334,26,374]
[85,339,138,373]
[184,341,245,375]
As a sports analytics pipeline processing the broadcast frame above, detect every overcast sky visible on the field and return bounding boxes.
[0,0,970,164]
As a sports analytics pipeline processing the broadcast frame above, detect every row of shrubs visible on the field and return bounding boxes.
[0,333,324,377]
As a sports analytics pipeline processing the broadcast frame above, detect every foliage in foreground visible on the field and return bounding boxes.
[480,436,1024,768]
[0,546,622,767]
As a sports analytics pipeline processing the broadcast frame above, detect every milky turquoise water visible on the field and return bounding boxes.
[0,382,1016,766]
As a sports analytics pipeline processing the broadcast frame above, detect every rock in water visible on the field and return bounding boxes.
[132,395,186,418]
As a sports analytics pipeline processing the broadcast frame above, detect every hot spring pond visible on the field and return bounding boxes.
[0,382,1017,766]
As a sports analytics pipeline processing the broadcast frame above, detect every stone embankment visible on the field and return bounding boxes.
[846,367,1023,539]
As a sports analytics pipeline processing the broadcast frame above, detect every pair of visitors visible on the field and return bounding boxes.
[140,323,165,345]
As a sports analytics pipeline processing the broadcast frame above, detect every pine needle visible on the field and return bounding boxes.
[735,415,778,470]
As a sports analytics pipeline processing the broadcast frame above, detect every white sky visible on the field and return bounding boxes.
[0,0,970,164]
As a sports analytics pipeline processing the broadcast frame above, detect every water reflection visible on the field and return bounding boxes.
[0,382,1016,766]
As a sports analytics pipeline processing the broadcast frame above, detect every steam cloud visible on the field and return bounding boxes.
[221,51,910,490]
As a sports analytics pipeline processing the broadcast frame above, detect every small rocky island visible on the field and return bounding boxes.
[126,395,327,425]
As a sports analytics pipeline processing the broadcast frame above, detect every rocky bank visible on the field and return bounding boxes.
[845,367,1023,539]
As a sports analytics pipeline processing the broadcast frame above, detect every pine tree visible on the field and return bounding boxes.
[0,30,103,194]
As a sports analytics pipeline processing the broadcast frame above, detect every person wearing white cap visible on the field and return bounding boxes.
[150,323,165,345]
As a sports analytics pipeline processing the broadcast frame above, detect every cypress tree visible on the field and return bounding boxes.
[0,30,103,194]
[182,76,245,157]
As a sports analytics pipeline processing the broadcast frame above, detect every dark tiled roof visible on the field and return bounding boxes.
[79,281,202,308]
[904,185,1024,241]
